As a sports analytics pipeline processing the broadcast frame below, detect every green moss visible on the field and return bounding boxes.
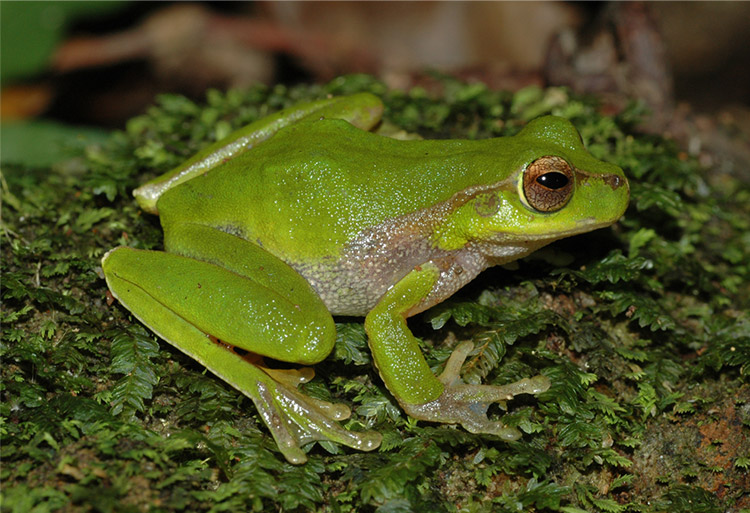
[2,74,748,511]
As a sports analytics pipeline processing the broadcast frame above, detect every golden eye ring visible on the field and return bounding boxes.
[522,156,574,212]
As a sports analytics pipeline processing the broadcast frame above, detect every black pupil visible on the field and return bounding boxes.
[536,172,569,190]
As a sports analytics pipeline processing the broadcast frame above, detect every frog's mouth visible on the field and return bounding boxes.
[480,215,623,247]
[547,218,622,238]
[478,217,618,264]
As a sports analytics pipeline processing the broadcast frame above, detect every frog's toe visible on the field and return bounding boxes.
[458,411,522,441]
[262,365,351,420]
[249,365,381,464]
[401,341,548,440]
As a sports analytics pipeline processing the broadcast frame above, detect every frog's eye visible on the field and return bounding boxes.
[522,156,574,212]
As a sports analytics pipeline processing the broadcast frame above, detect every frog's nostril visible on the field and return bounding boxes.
[604,174,627,190]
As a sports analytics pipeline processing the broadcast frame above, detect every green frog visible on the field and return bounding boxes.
[103,93,629,463]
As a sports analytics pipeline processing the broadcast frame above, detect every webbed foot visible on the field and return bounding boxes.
[400,341,549,439]
[245,358,382,464]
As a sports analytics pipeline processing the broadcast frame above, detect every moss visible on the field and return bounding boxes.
[2,74,748,511]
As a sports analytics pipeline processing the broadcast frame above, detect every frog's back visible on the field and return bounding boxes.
[158,119,514,262]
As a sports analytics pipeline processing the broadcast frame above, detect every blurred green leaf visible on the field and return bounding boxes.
[1,1,127,83]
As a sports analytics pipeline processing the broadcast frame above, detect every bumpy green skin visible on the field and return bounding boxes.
[102,93,629,463]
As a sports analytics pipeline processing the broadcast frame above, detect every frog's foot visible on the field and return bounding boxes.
[400,341,549,440]
[243,358,382,464]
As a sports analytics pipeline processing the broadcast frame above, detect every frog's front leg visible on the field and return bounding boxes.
[365,263,550,439]
[102,225,382,464]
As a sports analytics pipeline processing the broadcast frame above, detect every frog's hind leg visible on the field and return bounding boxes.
[102,229,382,463]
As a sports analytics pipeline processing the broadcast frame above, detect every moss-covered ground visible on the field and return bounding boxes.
[2,75,749,512]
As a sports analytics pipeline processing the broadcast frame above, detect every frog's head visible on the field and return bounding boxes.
[433,116,629,260]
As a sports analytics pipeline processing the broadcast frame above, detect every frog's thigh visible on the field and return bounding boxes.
[103,241,382,463]
[104,233,335,365]
[103,256,290,391]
